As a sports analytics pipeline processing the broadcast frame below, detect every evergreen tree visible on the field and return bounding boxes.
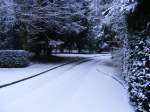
[12,0,91,55]
[127,0,150,111]
[103,0,150,111]
[0,0,16,49]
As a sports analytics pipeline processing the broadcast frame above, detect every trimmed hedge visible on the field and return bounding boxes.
[0,50,30,68]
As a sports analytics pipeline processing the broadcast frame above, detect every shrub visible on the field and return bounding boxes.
[0,50,30,68]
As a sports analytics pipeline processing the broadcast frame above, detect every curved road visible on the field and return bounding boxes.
[0,55,134,112]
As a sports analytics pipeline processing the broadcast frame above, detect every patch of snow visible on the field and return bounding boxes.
[0,63,59,85]
[0,54,133,112]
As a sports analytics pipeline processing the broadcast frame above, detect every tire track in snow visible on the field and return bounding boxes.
[0,58,93,89]
[96,69,126,89]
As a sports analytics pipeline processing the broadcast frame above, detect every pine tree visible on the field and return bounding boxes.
[12,0,91,55]
[0,0,16,49]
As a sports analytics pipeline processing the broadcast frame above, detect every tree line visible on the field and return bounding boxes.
[0,0,93,56]
[0,0,121,56]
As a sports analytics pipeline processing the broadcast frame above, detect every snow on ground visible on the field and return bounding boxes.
[55,53,110,58]
[0,54,82,85]
[0,63,58,85]
[0,54,134,112]
[0,54,107,85]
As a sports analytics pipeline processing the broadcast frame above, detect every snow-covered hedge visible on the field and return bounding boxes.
[126,0,150,111]
[102,0,150,111]
[128,67,150,112]
[0,50,30,68]
[127,38,150,112]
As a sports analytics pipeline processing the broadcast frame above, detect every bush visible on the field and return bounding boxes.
[124,37,150,112]
[0,50,30,68]
[128,71,150,112]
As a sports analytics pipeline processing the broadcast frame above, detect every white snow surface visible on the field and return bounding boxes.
[0,63,58,85]
[0,54,134,112]
[0,54,99,85]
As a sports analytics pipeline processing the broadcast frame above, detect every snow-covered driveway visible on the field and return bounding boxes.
[0,54,134,112]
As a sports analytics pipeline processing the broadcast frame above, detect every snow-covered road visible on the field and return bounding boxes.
[0,54,134,112]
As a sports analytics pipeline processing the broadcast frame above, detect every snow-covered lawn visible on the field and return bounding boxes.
[0,63,59,85]
[0,54,134,112]
[0,54,79,85]
[0,54,105,86]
